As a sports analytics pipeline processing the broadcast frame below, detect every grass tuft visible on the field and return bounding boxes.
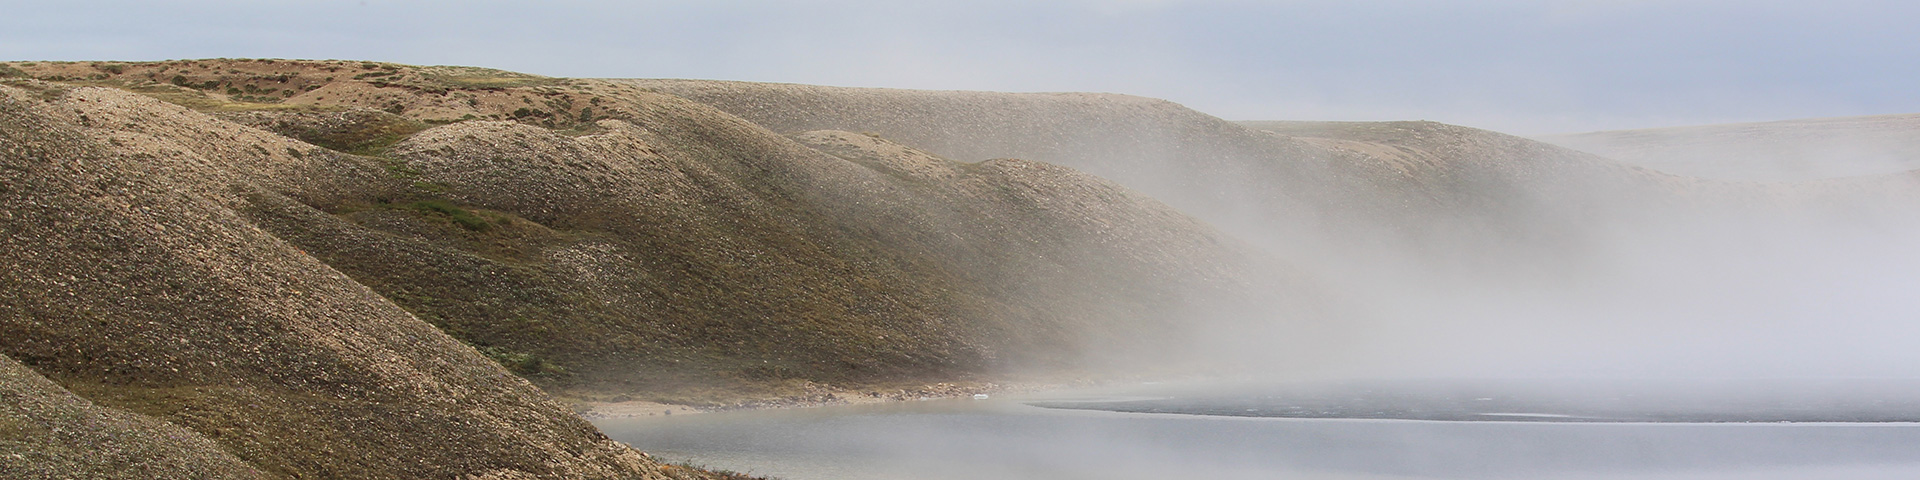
[407,199,493,231]
[476,345,569,377]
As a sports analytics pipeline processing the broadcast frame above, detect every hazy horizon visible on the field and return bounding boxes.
[6,0,1920,134]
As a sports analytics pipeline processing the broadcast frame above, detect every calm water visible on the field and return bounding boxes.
[594,382,1920,480]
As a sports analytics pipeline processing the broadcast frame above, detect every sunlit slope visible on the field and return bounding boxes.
[0,83,674,479]
[1536,114,1920,181]
[0,60,1289,402]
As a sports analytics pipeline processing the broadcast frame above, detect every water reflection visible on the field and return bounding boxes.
[594,384,1920,480]
[1034,379,1920,423]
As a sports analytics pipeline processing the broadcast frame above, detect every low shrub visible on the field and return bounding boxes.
[475,345,568,377]
[408,199,492,231]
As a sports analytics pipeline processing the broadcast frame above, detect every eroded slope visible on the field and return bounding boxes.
[0,81,686,480]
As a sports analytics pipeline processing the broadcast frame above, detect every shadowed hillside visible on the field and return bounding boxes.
[613,79,1918,276]
[618,79,1920,380]
[620,80,1718,279]
[0,355,266,479]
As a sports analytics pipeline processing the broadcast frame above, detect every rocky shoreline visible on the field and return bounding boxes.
[574,379,1106,419]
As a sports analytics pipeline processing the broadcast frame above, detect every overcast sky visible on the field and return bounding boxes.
[5,0,1917,134]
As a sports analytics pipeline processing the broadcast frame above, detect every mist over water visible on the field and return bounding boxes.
[597,123,1920,478]
[616,71,1920,479]
[1235,217,1920,381]
[1170,156,1920,383]
[599,391,1920,480]
[567,5,1920,479]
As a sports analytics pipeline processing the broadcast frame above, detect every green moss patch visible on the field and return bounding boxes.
[405,199,493,231]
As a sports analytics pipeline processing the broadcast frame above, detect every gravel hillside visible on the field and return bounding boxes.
[0,354,266,480]
[1,60,1294,477]
[0,81,689,479]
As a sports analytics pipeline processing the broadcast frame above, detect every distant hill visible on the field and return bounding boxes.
[1535,114,1920,181]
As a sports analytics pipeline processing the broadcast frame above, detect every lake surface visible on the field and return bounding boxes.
[594,381,1920,480]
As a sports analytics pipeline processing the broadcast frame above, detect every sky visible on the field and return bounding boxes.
[4,0,1919,134]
